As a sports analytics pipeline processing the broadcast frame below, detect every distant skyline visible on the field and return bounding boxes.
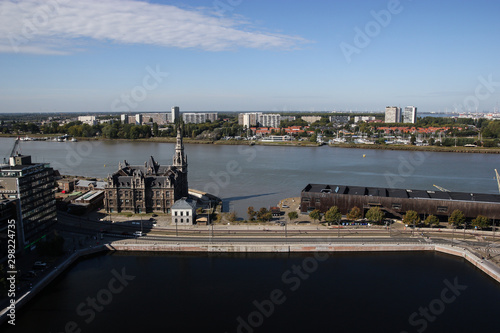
[1,0,499,114]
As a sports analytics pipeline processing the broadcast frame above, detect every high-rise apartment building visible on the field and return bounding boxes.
[182,113,218,124]
[403,106,417,124]
[385,106,401,123]
[171,106,180,123]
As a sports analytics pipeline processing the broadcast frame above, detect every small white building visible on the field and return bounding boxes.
[171,198,196,225]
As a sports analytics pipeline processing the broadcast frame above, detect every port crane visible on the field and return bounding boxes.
[3,137,20,164]
[433,184,451,192]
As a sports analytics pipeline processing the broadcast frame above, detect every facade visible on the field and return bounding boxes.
[300,183,500,220]
[329,116,350,124]
[403,106,417,124]
[182,112,218,124]
[171,198,196,225]
[258,113,281,127]
[104,126,188,214]
[171,106,180,123]
[238,113,258,128]
[121,114,129,124]
[78,116,97,126]
[135,114,143,125]
[142,112,169,125]
[0,155,57,250]
[354,116,376,123]
[301,116,322,124]
[0,199,20,261]
[385,106,401,123]
[261,135,292,142]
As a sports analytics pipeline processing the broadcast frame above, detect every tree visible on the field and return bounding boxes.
[402,210,421,226]
[449,210,466,227]
[424,215,440,227]
[325,206,342,225]
[288,211,298,223]
[347,206,361,220]
[365,207,384,223]
[257,208,272,222]
[309,209,322,223]
[247,206,256,221]
[153,123,159,136]
[472,215,491,229]
[228,211,237,222]
[410,134,417,145]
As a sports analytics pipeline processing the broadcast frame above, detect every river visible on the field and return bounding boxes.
[2,138,498,216]
[4,252,500,333]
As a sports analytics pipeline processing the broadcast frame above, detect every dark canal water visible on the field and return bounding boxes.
[4,252,500,333]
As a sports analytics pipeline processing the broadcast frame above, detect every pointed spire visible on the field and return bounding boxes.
[173,125,187,170]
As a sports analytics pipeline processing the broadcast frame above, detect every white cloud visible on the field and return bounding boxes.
[0,0,308,54]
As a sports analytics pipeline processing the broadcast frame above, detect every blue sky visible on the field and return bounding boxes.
[1,0,499,113]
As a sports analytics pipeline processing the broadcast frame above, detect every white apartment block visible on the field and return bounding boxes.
[403,106,417,124]
[385,106,401,123]
[78,116,97,126]
[182,112,218,124]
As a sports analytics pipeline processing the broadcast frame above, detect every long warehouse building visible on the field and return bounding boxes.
[300,184,500,220]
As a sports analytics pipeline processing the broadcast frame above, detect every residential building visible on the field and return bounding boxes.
[385,106,401,123]
[142,112,169,125]
[403,106,417,124]
[258,113,281,128]
[182,112,218,124]
[238,113,258,128]
[104,126,188,213]
[171,198,196,225]
[120,114,129,124]
[354,116,376,123]
[329,116,350,124]
[171,106,180,123]
[78,116,98,126]
[301,116,322,124]
[0,154,57,251]
[135,114,143,125]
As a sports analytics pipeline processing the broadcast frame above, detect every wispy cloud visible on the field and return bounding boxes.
[0,0,308,55]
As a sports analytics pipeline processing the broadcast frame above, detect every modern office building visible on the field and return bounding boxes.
[403,106,417,124]
[385,106,401,123]
[104,126,188,214]
[0,198,20,261]
[0,154,57,251]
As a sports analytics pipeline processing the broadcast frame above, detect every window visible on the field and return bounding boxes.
[180,211,183,216]
[109,192,113,197]
[175,211,177,216]
[156,191,159,197]
[166,192,170,197]
[437,206,448,213]
[181,218,184,223]
[156,200,160,205]
[175,218,178,223]
[186,211,190,216]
